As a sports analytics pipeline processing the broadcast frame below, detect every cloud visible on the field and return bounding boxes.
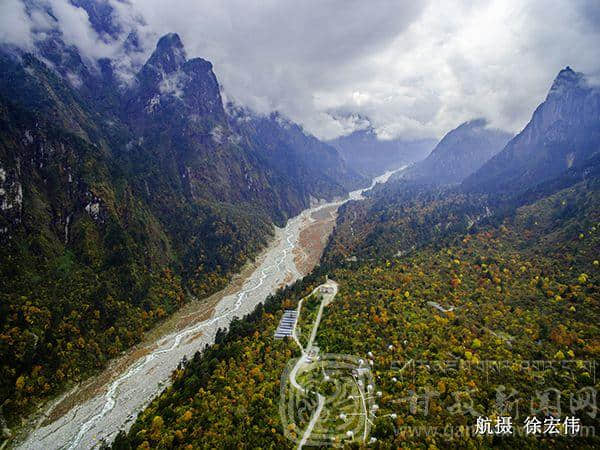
[2,0,600,140]
[113,0,427,138]
[306,0,600,139]
[0,0,34,49]
[1,0,149,83]
[45,0,117,59]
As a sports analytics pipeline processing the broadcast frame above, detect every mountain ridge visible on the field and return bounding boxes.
[463,66,600,193]
[0,31,365,427]
[399,118,512,185]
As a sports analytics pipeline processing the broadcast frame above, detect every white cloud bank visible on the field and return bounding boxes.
[1,0,599,140]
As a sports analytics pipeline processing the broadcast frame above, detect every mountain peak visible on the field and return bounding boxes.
[463,67,599,193]
[548,66,586,97]
[401,118,511,185]
[147,33,187,74]
[156,33,184,52]
[457,118,488,130]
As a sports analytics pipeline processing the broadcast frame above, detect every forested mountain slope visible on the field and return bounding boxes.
[399,118,511,185]
[227,105,364,207]
[115,159,600,449]
[0,30,364,426]
[463,67,600,193]
[113,68,599,448]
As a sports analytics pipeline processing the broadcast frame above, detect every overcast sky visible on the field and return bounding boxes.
[2,0,600,140]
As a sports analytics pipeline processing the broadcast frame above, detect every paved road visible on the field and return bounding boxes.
[288,281,338,449]
[307,282,337,351]
[297,393,324,449]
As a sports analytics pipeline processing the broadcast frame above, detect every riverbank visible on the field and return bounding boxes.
[16,167,406,449]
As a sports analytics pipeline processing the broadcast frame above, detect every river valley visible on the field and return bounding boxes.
[17,168,403,449]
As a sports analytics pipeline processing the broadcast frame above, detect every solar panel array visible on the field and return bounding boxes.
[274,309,298,339]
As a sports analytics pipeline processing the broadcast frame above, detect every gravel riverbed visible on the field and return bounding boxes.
[17,167,403,450]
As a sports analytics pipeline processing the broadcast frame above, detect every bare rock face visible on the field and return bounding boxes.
[119,33,365,213]
[125,33,225,128]
[0,165,22,222]
[463,67,600,193]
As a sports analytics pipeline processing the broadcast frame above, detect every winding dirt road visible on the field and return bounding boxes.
[289,281,338,449]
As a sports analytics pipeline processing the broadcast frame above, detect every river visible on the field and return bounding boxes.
[17,167,403,450]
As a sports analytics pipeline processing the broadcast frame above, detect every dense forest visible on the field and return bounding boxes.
[114,171,599,448]
[0,30,363,429]
[1,3,598,448]
[0,98,273,424]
